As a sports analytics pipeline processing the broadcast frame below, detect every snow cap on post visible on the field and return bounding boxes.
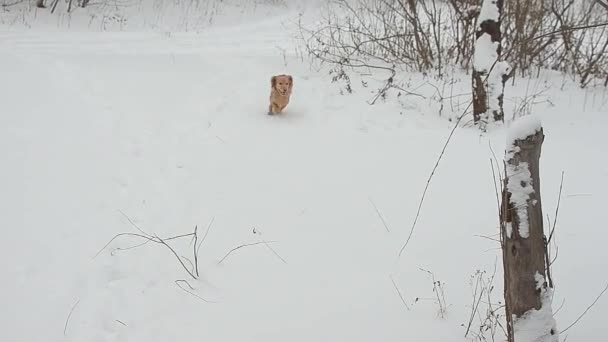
[478,0,500,22]
[507,114,542,148]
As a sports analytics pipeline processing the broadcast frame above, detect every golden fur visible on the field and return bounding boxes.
[268,74,293,114]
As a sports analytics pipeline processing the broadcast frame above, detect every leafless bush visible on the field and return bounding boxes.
[298,0,459,78]
[507,78,553,120]
[463,266,507,342]
[418,268,449,318]
[300,0,608,91]
[503,0,608,87]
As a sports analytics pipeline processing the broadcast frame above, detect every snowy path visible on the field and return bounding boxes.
[2,9,608,342]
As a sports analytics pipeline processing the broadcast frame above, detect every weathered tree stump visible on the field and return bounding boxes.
[472,0,508,125]
[500,119,558,342]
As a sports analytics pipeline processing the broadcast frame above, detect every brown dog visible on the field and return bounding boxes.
[268,74,293,115]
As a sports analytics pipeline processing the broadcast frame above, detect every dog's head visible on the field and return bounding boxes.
[271,74,293,96]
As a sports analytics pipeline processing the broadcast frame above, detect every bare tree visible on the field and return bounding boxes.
[500,119,558,342]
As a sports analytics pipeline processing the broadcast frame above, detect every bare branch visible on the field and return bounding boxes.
[175,280,215,303]
[595,0,608,11]
[218,241,278,265]
[390,275,411,311]
[561,282,608,333]
[369,196,391,232]
[530,22,608,42]
[63,299,81,336]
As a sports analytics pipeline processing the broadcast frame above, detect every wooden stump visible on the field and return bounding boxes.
[501,126,557,342]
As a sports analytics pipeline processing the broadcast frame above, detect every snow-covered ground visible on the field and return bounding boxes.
[1,1,607,341]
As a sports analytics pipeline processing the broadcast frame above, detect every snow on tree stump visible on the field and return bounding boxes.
[500,115,558,342]
[472,0,510,127]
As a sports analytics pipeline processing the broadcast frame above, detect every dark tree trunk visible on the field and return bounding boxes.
[472,71,487,122]
[36,0,45,8]
[500,127,557,342]
[472,0,506,124]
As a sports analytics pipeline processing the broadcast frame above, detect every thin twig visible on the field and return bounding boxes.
[252,227,288,264]
[218,241,277,265]
[63,299,81,336]
[398,57,503,258]
[193,225,199,277]
[490,158,503,231]
[94,232,193,259]
[530,22,608,41]
[117,210,150,236]
[561,282,608,333]
[474,234,501,243]
[390,275,410,311]
[95,232,198,279]
[155,235,198,279]
[546,171,564,288]
[181,255,195,273]
[464,276,485,337]
[548,171,565,244]
[369,197,391,232]
[175,280,215,303]
[94,232,159,259]
[397,100,472,257]
[196,217,215,263]
[262,240,288,264]
[596,0,608,11]
[554,298,566,316]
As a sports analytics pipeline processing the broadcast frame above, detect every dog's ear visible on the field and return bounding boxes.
[271,76,277,87]
[287,75,293,87]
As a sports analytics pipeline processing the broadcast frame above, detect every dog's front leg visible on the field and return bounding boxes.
[268,103,280,115]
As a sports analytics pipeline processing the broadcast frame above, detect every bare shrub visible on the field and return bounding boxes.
[300,0,608,92]
[464,267,507,342]
[418,268,449,318]
[298,0,459,78]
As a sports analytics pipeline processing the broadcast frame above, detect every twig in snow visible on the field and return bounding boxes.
[545,171,564,289]
[193,225,199,277]
[398,58,504,258]
[369,197,391,232]
[473,234,501,243]
[118,209,152,236]
[181,255,195,273]
[115,320,127,327]
[561,282,608,333]
[155,234,198,280]
[554,297,566,316]
[95,231,198,279]
[175,280,215,303]
[195,217,215,275]
[262,240,287,264]
[99,211,202,279]
[419,268,448,318]
[397,99,473,257]
[548,171,565,244]
[253,227,287,264]
[63,299,81,336]
[464,273,485,337]
[217,241,277,265]
[390,275,410,311]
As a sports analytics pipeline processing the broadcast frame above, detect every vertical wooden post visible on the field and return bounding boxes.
[501,122,558,342]
[472,0,507,125]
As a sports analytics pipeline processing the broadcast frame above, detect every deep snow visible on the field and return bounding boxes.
[1,1,607,342]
